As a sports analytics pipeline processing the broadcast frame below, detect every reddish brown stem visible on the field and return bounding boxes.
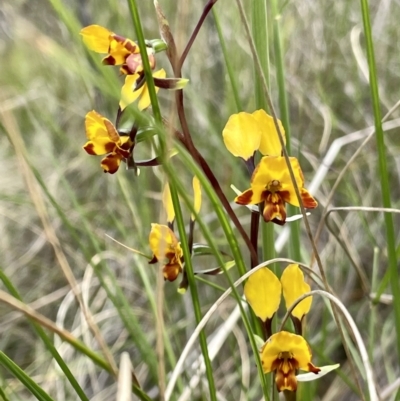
[177,0,218,72]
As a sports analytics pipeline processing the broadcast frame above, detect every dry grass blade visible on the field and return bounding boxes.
[1,107,118,377]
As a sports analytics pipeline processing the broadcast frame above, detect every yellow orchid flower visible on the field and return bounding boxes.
[222,110,285,161]
[119,69,166,111]
[260,331,320,392]
[281,264,312,321]
[83,110,133,174]
[80,25,155,75]
[235,156,317,224]
[148,224,183,282]
[244,268,281,322]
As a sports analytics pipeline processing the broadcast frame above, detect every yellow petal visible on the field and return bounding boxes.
[138,69,166,111]
[281,264,312,320]
[191,176,202,220]
[244,268,281,321]
[84,111,116,155]
[120,69,166,111]
[222,112,261,160]
[149,223,179,260]
[162,183,175,224]
[119,74,143,110]
[105,36,135,65]
[251,156,305,207]
[260,331,314,373]
[80,25,111,53]
[252,109,285,156]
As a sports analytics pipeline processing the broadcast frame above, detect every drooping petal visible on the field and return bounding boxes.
[84,111,116,155]
[149,223,180,261]
[244,268,281,321]
[222,112,261,161]
[100,153,123,174]
[274,357,299,391]
[252,109,285,156]
[163,261,182,282]
[120,74,144,111]
[262,193,287,223]
[300,188,318,209]
[80,25,111,53]
[235,188,257,205]
[281,264,312,320]
[191,176,202,221]
[162,183,175,224]
[120,70,166,111]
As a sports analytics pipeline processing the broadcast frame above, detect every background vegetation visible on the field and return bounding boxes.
[0,0,399,400]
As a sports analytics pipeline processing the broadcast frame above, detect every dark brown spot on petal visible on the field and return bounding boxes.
[83,143,96,155]
[163,262,182,282]
[100,153,122,174]
[235,189,254,205]
[307,362,321,374]
[102,55,117,66]
[123,40,138,53]
[148,255,158,264]
[301,189,318,209]
[112,34,127,44]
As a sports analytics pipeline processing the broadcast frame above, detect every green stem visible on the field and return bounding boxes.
[0,269,89,401]
[270,0,301,262]
[359,0,400,360]
[0,351,56,401]
[164,144,269,400]
[213,9,242,112]
[169,182,217,401]
[252,0,270,110]
[127,0,162,123]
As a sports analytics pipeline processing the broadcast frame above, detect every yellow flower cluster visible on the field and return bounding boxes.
[223,110,317,224]
[244,265,320,392]
[148,178,202,282]
[80,25,188,173]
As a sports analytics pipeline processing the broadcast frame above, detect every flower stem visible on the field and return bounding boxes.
[169,181,218,401]
[359,0,400,364]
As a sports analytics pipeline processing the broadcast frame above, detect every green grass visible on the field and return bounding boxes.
[1,0,400,400]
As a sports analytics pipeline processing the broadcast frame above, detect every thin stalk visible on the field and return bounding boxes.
[252,0,270,110]
[368,248,379,362]
[0,352,56,401]
[213,9,242,111]
[127,0,162,123]
[26,162,159,381]
[235,0,365,396]
[156,1,258,265]
[0,268,89,401]
[251,2,276,397]
[163,145,269,401]
[359,0,400,360]
[270,0,301,262]
[169,182,217,401]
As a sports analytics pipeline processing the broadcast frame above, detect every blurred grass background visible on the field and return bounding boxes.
[1,0,400,400]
